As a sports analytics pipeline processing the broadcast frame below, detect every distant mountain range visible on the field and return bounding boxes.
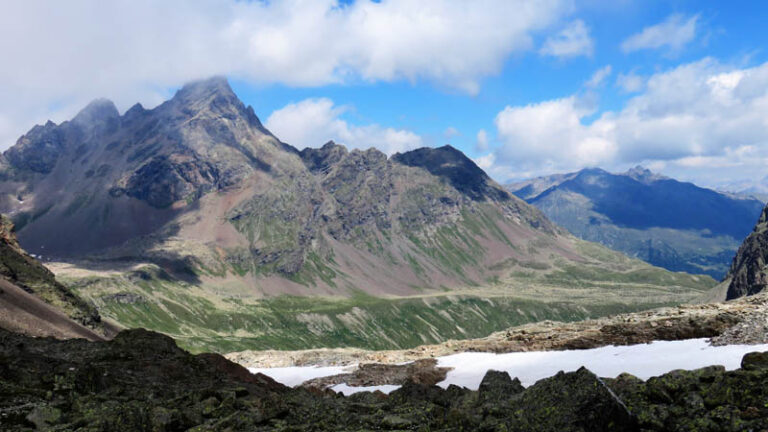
[508,167,765,279]
[716,176,768,203]
[0,78,714,352]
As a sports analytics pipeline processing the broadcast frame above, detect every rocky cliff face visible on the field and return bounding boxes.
[726,205,768,299]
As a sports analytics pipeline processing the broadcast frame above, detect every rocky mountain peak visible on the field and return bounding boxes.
[168,76,267,131]
[72,98,120,126]
[625,165,667,183]
[299,141,349,173]
[393,145,507,201]
[172,76,237,105]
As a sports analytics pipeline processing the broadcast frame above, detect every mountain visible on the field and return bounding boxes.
[508,167,765,279]
[717,176,768,203]
[0,214,113,339]
[724,204,768,299]
[0,78,714,352]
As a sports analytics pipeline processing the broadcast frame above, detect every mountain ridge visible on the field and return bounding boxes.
[508,167,764,279]
[0,77,714,352]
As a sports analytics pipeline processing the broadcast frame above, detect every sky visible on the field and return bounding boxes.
[3,0,768,190]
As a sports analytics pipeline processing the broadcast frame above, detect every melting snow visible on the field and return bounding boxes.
[330,383,401,395]
[247,365,351,387]
[436,338,768,390]
[248,339,768,395]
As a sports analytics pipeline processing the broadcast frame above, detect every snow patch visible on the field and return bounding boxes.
[331,383,400,395]
[436,338,768,390]
[247,365,352,387]
[248,339,768,394]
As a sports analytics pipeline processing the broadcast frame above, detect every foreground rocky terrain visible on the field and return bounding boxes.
[1,327,767,431]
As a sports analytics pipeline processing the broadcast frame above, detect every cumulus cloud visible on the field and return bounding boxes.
[265,98,423,155]
[475,129,490,152]
[540,20,594,58]
[494,96,616,170]
[621,13,699,54]
[488,58,768,182]
[615,70,645,93]
[586,65,612,88]
[443,127,460,140]
[0,0,572,150]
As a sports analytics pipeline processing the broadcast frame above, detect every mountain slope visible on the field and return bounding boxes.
[509,167,764,279]
[0,78,715,352]
[0,214,112,339]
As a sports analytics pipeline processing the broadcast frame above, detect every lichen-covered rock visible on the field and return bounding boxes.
[741,351,768,370]
[5,326,767,431]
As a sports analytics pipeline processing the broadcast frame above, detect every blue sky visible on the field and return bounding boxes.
[3,0,768,190]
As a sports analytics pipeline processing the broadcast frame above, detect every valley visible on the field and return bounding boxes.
[0,77,715,353]
[50,236,712,353]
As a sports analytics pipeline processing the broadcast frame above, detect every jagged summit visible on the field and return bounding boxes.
[173,76,236,102]
[72,98,120,125]
[299,141,348,173]
[625,165,667,183]
[393,145,507,201]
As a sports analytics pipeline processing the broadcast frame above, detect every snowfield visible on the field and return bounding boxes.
[248,338,768,395]
[247,365,351,387]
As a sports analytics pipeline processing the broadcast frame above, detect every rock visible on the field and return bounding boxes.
[478,369,525,398]
[741,351,768,370]
[511,367,638,432]
[2,327,768,430]
[726,205,768,299]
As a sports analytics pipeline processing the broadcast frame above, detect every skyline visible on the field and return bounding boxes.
[3,0,768,190]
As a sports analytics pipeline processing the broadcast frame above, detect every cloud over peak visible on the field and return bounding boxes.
[265,98,423,155]
[0,0,575,150]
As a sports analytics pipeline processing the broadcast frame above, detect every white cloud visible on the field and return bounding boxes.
[586,65,612,88]
[473,153,495,170]
[621,13,699,54]
[494,96,616,170]
[540,20,594,58]
[475,129,489,152]
[0,0,572,150]
[443,127,460,140]
[488,58,768,183]
[615,70,645,93]
[265,98,422,155]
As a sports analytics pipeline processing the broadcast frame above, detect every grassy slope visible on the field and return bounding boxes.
[58,242,713,353]
[54,198,715,354]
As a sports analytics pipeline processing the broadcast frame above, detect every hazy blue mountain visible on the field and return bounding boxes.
[508,166,765,279]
